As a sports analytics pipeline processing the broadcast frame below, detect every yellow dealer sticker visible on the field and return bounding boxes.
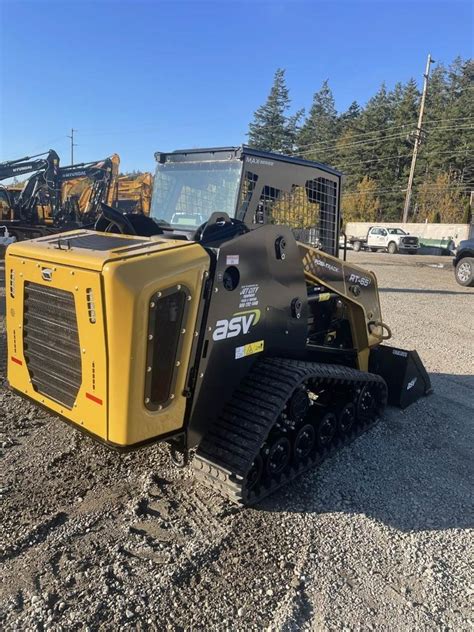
[235,340,264,360]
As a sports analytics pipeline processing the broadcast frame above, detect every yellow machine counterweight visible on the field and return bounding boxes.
[7,231,209,445]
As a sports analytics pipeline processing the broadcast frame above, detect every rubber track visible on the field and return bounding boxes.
[192,358,387,505]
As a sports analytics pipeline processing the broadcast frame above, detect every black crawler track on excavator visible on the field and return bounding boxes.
[192,358,388,505]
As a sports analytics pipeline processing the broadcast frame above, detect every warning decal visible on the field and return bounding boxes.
[235,340,265,360]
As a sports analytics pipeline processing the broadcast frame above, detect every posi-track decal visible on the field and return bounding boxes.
[304,254,343,284]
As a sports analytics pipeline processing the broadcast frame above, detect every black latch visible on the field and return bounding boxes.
[275,236,287,260]
[291,297,303,319]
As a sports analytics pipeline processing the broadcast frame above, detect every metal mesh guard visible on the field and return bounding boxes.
[23,282,82,409]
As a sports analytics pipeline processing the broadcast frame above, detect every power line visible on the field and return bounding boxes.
[291,123,474,158]
[292,115,474,152]
[337,147,473,170]
[342,183,473,197]
[298,122,474,153]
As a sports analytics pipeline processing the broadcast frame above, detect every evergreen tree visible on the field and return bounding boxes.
[339,101,361,133]
[247,68,302,153]
[297,80,338,165]
[248,57,472,223]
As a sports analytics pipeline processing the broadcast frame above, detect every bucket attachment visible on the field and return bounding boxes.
[369,345,433,409]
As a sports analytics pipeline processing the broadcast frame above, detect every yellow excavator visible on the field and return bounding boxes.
[57,154,120,225]
[115,172,153,215]
[5,147,431,505]
[0,152,119,240]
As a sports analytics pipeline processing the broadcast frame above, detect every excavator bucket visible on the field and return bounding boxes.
[369,345,432,409]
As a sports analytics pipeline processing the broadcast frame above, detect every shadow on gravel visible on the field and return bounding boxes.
[379,287,470,295]
[258,373,474,534]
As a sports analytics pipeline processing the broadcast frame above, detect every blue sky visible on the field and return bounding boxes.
[1,0,472,172]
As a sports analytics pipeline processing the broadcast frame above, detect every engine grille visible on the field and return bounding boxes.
[23,282,82,409]
[402,237,418,245]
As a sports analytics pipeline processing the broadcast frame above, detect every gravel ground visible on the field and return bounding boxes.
[1,251,473,631]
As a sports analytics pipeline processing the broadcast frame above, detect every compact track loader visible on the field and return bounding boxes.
[5,147,432,505]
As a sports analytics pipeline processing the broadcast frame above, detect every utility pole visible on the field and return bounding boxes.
[67,128,78,165]
[402,54,435,223]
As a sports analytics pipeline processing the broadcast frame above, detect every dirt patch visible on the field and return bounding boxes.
[1,253,472,630]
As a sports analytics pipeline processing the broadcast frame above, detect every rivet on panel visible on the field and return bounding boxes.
[147,366,152,373]
[176,361,181,367]
[157,291,162,297]
[148,334,153,340]
[157,405,163,411]
[177,284,181,290]
[199,373,204,378]
[170,394,175,400]
[150,302,155,308]
[181,328,186,334]
[187,295,192,301]
[145,397,150,404]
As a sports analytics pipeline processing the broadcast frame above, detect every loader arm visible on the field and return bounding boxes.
[298,242,388,370]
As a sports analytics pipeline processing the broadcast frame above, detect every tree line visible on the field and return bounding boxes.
[247,59,473,224]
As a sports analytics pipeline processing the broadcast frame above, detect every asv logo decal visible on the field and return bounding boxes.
[212,309,261,341]
[406,377,417,390]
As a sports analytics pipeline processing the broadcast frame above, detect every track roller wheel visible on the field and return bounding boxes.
[293,423,316,461]
[338,402,356,435]
[357,384,378,422]
[315,412,337,447]
[288,388,310,423]
[192,358,388,505]
[265,437,291,477]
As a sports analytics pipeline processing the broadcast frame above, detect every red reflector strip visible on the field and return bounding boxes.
[11,356,23,366]
[86,392,103,405]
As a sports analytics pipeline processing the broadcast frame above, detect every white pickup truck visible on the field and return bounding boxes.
[349,226,420,254]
